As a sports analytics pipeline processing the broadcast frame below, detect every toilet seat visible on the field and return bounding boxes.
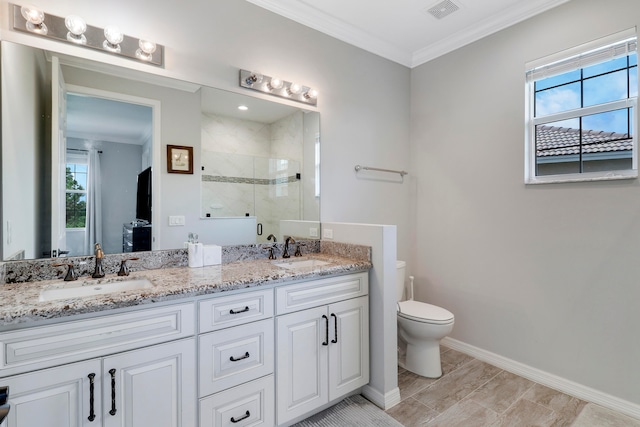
[398,300,454,325]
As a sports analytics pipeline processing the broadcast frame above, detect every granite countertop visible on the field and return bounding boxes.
[0,253,371,327]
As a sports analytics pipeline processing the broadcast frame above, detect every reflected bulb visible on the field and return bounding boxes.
[268,77,284,91]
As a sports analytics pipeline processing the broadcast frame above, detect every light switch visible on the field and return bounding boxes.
[169,215,186,226]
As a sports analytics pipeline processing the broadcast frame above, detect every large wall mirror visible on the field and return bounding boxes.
[0,40,320,261]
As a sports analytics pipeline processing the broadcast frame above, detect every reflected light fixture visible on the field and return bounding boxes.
[20,5,47,34]
[103,26,124,53]
[64,15,87,44]
[11,4,164,67]
[238,105,249,111]
[239,69,318,106]
[267,77,284,91]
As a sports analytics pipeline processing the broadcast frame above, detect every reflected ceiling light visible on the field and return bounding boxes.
[11,4,164,67]
[64,15,87,44]
[103,26,124,53]
[239,69,318,106]
[136,39,157,61]
[20,5,47,34]
[238,105,249,111]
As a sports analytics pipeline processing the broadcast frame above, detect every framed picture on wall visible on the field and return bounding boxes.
[167,145,193,174]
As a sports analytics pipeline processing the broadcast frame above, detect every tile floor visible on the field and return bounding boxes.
[386,346,640,427]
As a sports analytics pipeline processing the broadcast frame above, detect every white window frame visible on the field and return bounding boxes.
[65,151,88,230]
[525,28,638,184]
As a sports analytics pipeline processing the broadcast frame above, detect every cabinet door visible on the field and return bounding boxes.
[328,296,369,400]
[1,359,101,427]
[102,338,196,427]
[276,306,328,425]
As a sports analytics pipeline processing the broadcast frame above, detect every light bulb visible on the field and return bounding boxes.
[136,39,157,61]
[65,15,86,44]
[103,26,124,52]
[20,5,47,34]
[303,88,318,100]
[238,105,249,111]
[268,77,284,91]
[287,82,303,96]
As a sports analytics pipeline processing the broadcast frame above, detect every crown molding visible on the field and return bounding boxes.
[411,0,572,67]
[246,0,413,67]
[247,0,571,69]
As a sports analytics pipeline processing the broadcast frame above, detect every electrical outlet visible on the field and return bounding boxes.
[169,215,186,226]
[323,228,333,239]
[309,227,318,237]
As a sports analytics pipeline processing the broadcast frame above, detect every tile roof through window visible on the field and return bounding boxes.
[536,126,632,157]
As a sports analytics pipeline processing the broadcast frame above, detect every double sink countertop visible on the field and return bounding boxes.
[0,250,371,327]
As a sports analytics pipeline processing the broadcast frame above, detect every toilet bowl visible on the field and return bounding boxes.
[396,260,454,378]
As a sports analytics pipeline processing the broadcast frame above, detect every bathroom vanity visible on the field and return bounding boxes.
[0,252,370,427]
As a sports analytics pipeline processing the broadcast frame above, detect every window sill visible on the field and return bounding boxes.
[525,170,638,185]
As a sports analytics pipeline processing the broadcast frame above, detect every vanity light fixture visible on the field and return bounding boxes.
[20,5,47,34]
[11,3,164,67]
[239,69,318,106]
[103,26,124,53]
[64,15,87,44]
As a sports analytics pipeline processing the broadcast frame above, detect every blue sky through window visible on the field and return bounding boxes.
[534,53,637,134]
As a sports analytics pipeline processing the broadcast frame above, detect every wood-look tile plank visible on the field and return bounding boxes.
[468,370,535,414]
[413,359,502,413]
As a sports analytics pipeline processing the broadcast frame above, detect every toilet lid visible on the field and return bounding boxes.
[398,300,454,324]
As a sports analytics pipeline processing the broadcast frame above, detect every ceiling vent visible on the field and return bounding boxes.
[426,0,460,20]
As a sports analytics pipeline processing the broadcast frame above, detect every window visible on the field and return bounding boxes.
[525,30,638,183]
[66,153,87,228]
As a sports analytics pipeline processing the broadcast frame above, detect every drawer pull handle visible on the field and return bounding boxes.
[322,314,329,346]
[88,373,96,422]
[230,352,250,362]
[230,306,249,314]
[109,368,117,416]
[331,313,338,344]
[231,410,250,423]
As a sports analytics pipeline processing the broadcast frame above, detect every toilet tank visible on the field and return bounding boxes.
[396,260,406,301]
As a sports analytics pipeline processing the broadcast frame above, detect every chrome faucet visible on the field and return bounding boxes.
[283,236,295,258]
[92,243,105,278]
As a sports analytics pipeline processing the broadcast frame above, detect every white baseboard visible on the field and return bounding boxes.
[441,337,640,421]
[362,384,401,410]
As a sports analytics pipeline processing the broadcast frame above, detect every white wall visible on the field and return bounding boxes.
[410,0,640,407]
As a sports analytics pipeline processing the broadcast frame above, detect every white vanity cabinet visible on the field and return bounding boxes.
[198,289,275,427]
[275,272,369,425]
[0,303,196,427]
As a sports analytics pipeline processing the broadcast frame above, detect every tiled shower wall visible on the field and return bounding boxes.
[201,111,304,241]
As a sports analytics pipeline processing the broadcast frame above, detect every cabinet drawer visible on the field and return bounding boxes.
[275,272,368,315]
[200,375,274,427]
[199,318,274,396]
[0,302,195,377]
[199,289,273,333]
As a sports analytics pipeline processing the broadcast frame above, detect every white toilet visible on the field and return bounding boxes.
[396,260,454,378]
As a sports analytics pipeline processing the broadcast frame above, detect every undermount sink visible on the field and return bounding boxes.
[272,258,330,270]
[39,278,154,302]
